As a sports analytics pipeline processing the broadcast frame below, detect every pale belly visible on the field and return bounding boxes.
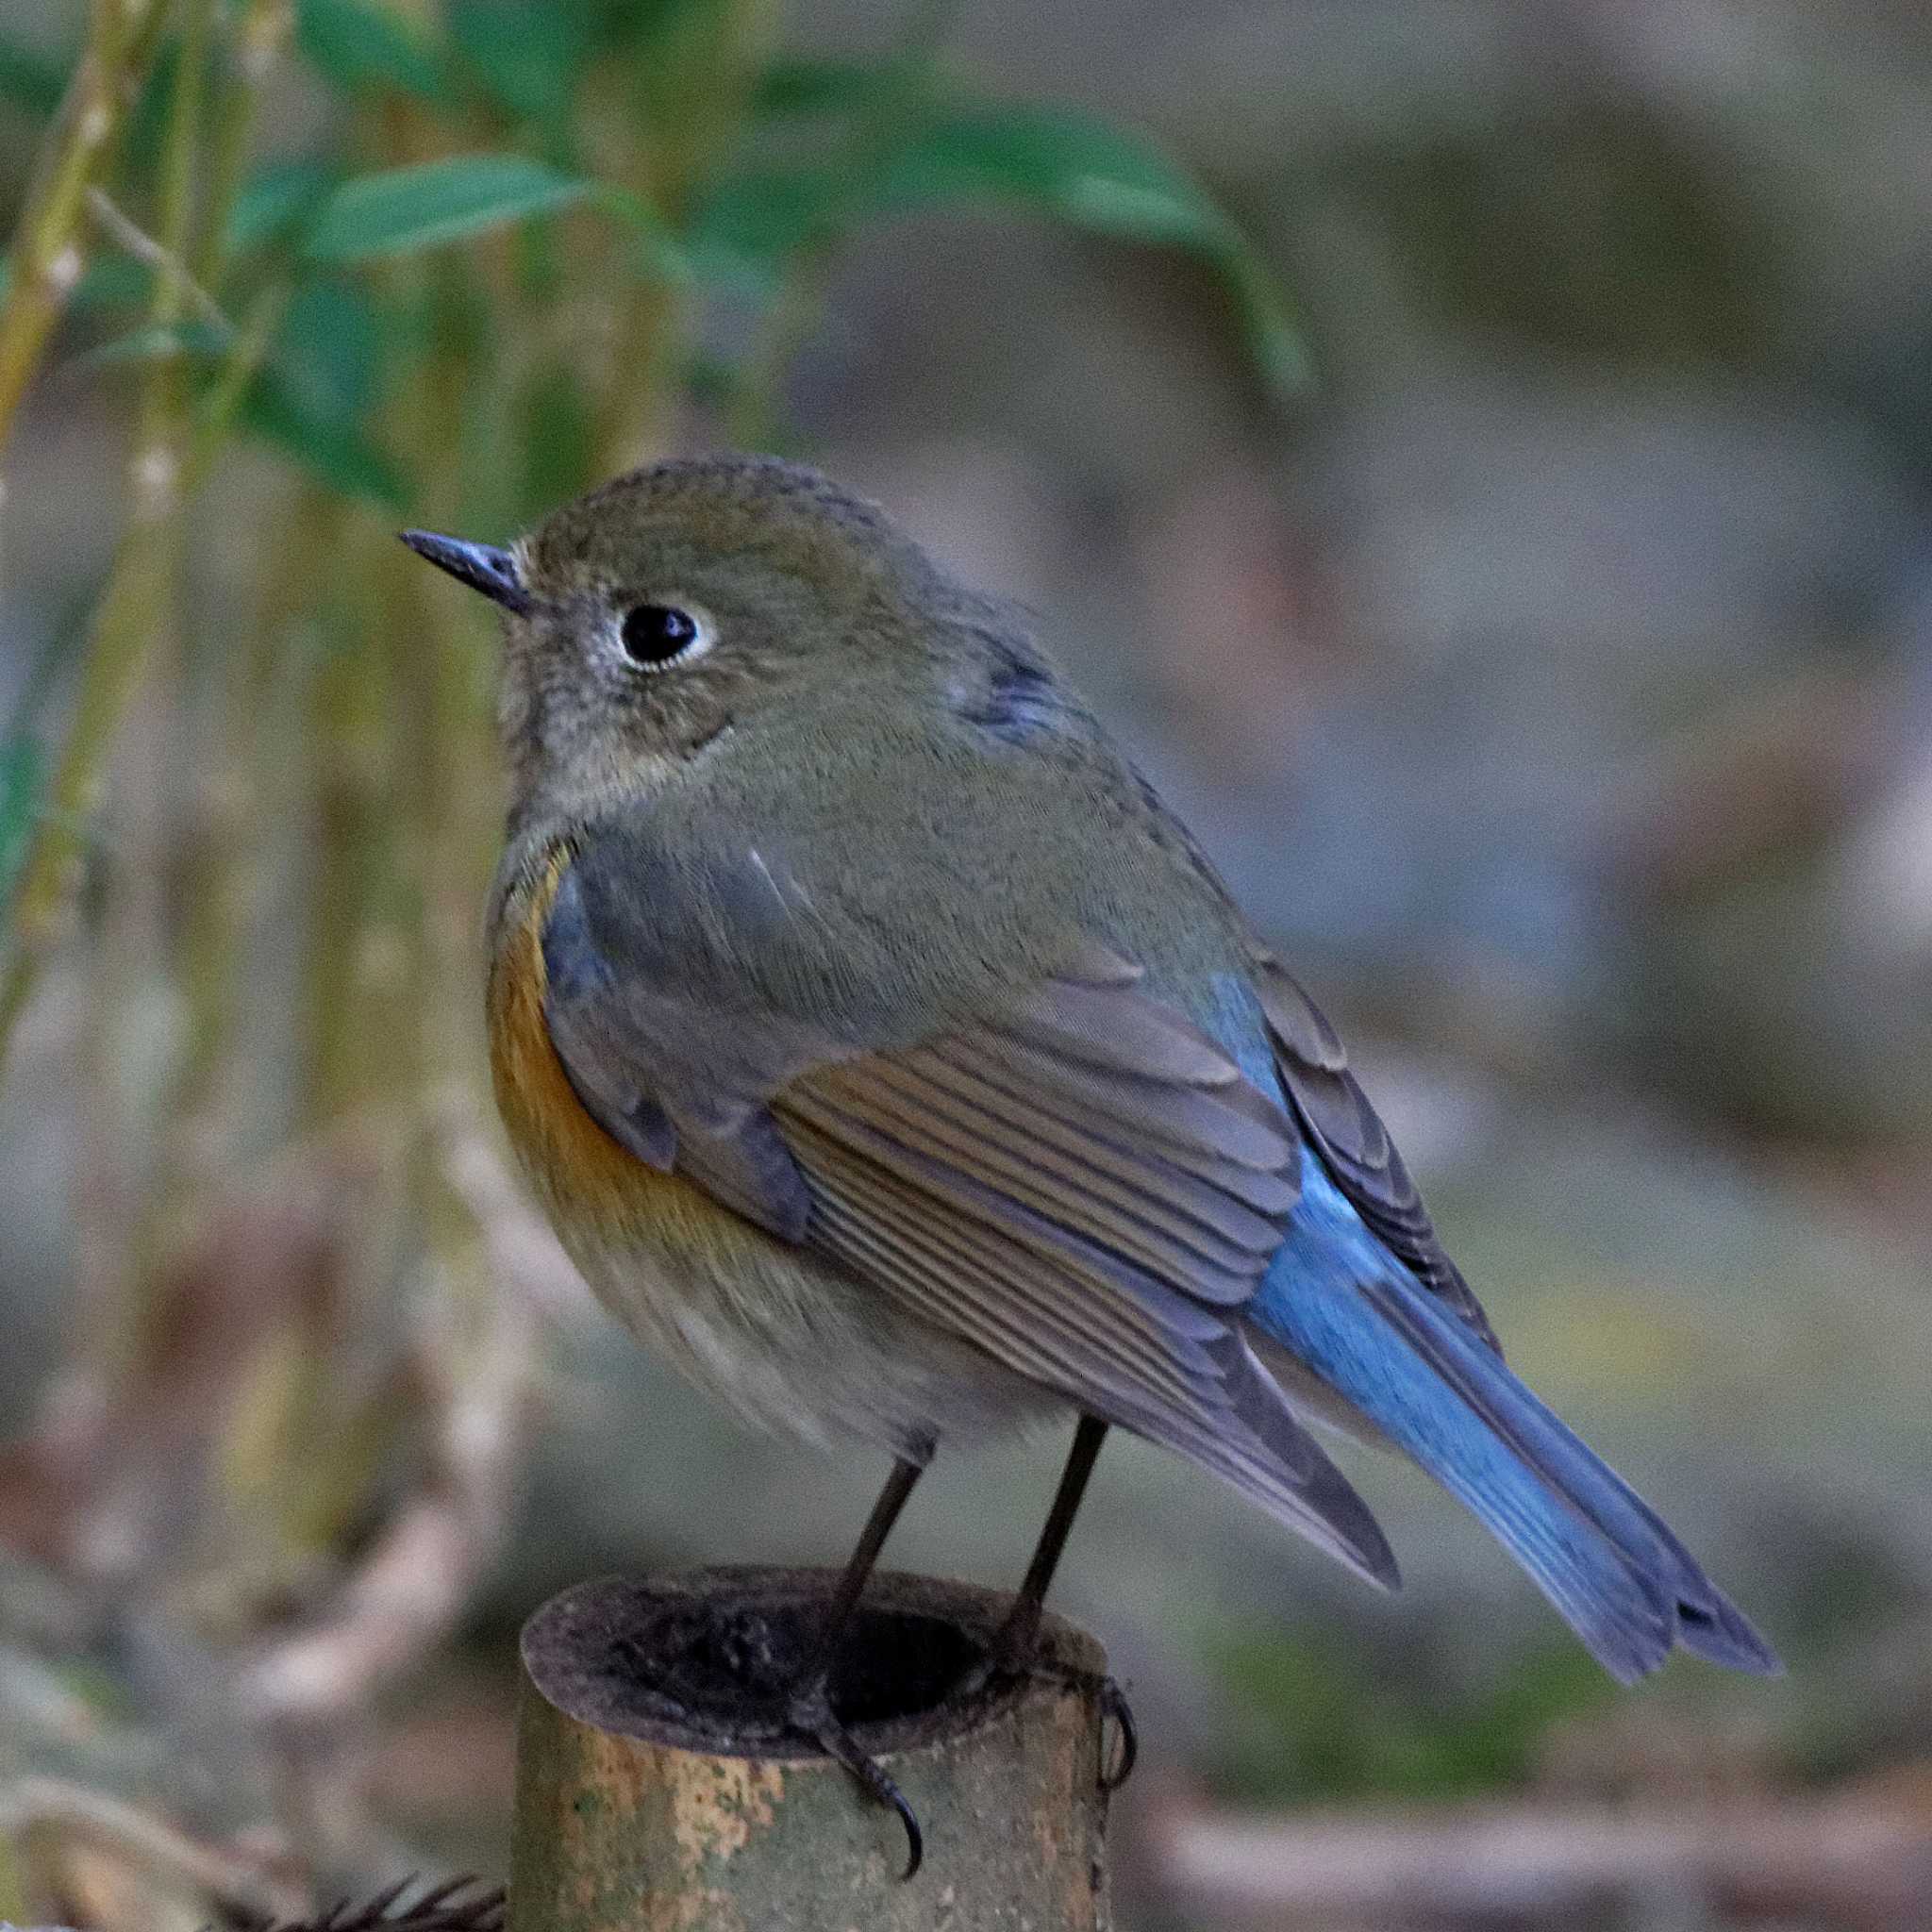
[490,853,1063,1461]
[555,1193,1066,1460]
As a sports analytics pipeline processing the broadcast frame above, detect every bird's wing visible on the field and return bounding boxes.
[1248,948,1503,1353]
[538,829,1396,1586]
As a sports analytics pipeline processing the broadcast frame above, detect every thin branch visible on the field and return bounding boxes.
[85,188,234,341]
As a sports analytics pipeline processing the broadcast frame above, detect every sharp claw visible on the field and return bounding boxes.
[1098,1675,1138,1791]
[811,1716,925,1878]
[954,1637,1138,1796]
[789,1681,925,1880]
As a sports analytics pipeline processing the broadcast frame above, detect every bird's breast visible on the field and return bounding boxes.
[486,845,765,1271]
[484,845,1042,1452]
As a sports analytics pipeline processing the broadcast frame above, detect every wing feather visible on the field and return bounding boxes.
[925,1037,1299,1202]
[808,1058,1277,1287]
[788,1108,1395,1587]
[1253,951,1502,1352]
[534,833,1394,1580]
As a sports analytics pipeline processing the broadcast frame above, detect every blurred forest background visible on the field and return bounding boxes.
[1,0,1929,1927]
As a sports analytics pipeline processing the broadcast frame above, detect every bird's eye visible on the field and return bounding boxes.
[619,603,708,671]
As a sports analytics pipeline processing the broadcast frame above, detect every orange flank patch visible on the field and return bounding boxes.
[487,848,787,1277]
[487,849,653,1231]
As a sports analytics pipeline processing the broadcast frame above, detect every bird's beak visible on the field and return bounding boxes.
[398,529,532,615]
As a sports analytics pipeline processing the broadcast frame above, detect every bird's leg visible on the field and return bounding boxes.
[799,1455,924,1682]
[988,1414,1108,1670]
[785,1453,927,1876]
[956,1415,1138,1789]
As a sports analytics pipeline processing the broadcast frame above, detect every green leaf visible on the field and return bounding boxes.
[227,160,340,256]
[78,320,230,368]
[242,371,405,508]
[0,735,44,916]
[304,155,591,263]
[872,108,1238,247]
[296,0,446,101]
[0,251,141,311]
[691,99,1308,395]
[123,34,180,174]
[275,279,385,421]
[588,182,692,283]
[752,58,880,118]
[684,167,841,287]
[241,279,400,506]
[70,254,156,311]
[1217,251,1314,403]
[0,31,70,117]
[868,106,1310,396]
[448,0,590,125]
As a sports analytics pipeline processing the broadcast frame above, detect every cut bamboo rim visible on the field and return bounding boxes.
[508,1566,1115,1931]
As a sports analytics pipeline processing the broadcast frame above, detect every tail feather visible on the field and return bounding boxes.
[1353,1269,1780,1678]
[1249,1174,1780,1681]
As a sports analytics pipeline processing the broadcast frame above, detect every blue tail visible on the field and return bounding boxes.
[1251,1158,1780,1683]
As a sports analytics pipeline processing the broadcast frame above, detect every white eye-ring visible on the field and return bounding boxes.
[615,600,714,673]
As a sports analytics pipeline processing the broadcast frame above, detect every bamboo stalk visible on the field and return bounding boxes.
[0,278,288,1083]
[0,0,294,1083]
[93,0,218,1317]
[592,0,780,468]
[277,0,470,1576]
[0,0,172,458]
[141,0,295,1235]
[301,0,452,1143]
[192,0,297,291]
[157,477,321,1210]
[509,1570,1116,1932]
[63,0,216,1355]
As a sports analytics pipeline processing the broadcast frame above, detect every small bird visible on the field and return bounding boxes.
[404,456,1777,1869]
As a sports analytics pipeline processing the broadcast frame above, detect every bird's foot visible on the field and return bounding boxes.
[944,1606,1037,1706]
[951,1615,1137,1793]
[784,1674,924,1880]
[1010,1661,1136,1790]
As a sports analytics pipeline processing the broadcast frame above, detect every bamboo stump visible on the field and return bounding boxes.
[508,1568,1115,1931]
